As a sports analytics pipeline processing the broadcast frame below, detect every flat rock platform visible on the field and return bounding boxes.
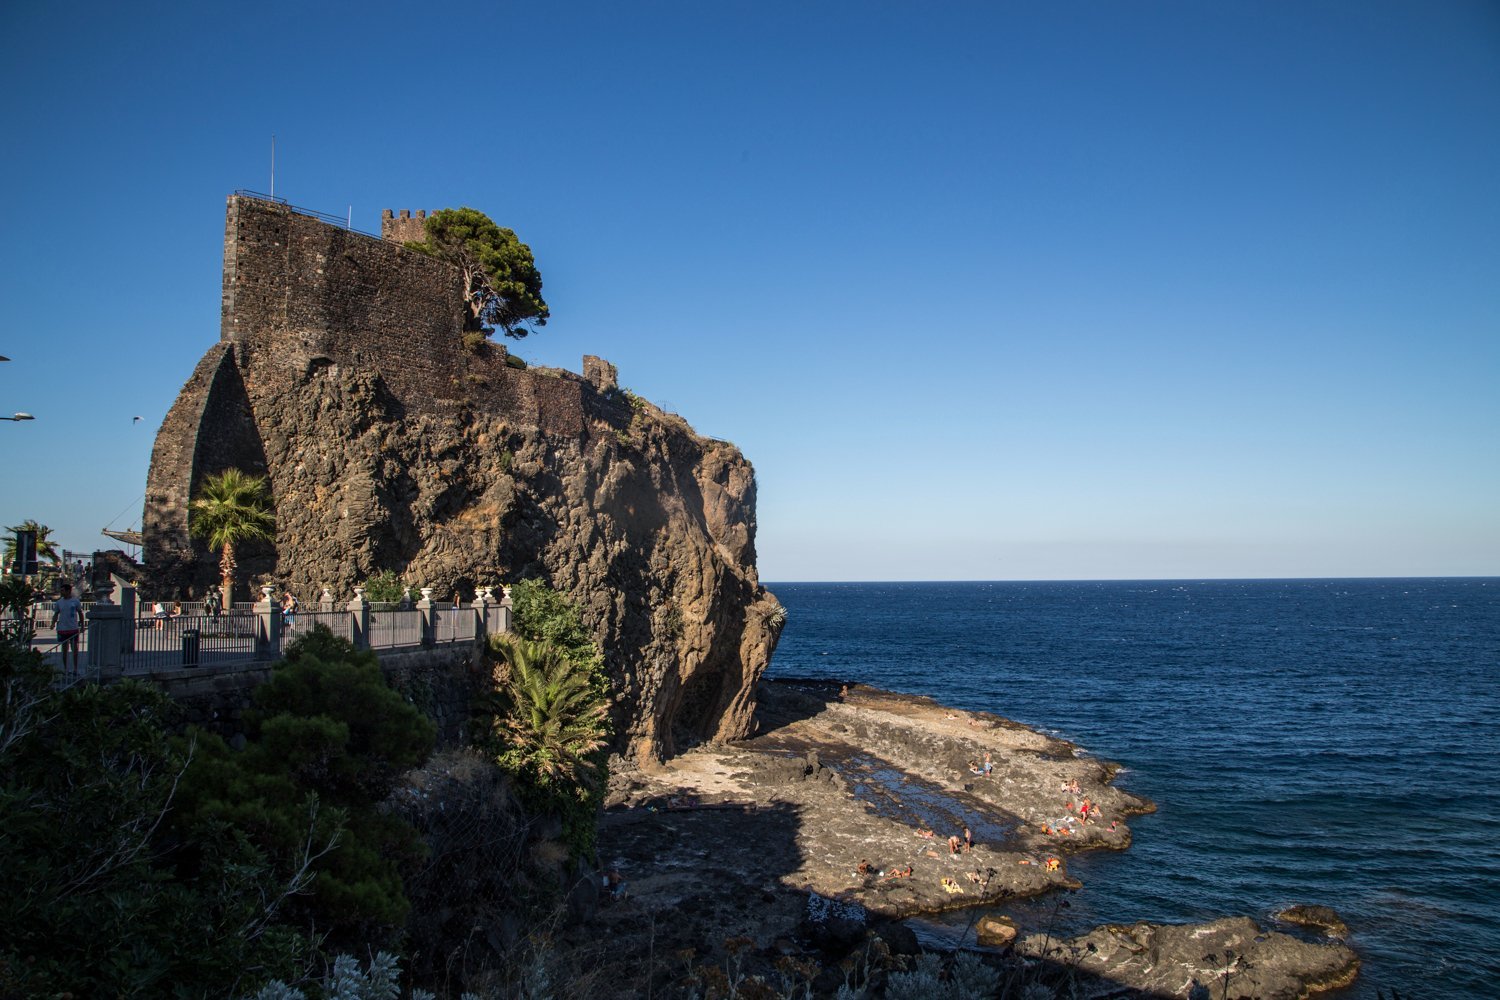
[575,680,1357,999]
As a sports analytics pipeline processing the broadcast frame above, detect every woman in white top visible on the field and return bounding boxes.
[52,582,84,676]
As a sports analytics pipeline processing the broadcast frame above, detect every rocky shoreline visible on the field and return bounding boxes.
[575,680,1358,998]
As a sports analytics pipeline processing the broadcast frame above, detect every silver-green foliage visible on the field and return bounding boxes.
[248,951,483,1000]
[884,952,1001,1000]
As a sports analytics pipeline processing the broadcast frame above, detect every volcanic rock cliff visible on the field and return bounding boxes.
[144,195,781,759]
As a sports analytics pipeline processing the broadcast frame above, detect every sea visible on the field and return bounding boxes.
[764,579,1500,999]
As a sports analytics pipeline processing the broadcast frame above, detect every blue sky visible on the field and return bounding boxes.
[1,1,1496,581]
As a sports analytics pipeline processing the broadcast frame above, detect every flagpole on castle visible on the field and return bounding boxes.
[270,134,276,198]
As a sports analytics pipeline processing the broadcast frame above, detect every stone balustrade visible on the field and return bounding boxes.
[79,582,514,678]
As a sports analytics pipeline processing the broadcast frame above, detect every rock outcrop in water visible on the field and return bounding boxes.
[584,680,1358,999]
[143,194,780,758]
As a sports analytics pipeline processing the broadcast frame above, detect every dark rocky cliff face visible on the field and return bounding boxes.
[151,341,782,760]
[144,195,782,760]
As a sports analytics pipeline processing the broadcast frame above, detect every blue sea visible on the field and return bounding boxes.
[765,579,1500,999]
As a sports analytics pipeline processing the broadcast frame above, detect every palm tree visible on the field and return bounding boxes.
[188,469,275,605]
[487,636,609,786]
[3,519,61,572]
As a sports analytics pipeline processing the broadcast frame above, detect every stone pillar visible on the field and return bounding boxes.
[475,586,494,642]
[347,586,370,650]
[495,584,514,635]
[254,584,281,661]
[117,583,138,653]
[319,586,334,613]
[86,587,123,676]
[417,587,436,647]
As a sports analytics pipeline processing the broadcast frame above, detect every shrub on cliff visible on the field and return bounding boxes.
[177,627,436,949]
[361,568,406,604]
[509,578,604,673]
[488,636,609,787]
[406,207,549,341]
[483,581,610,861]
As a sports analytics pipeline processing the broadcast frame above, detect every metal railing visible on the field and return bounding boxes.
[283,609,354,644]
[433,605,479,644]
[119,612,258,674]
[233,190,380,238]
[368,608,423,650]
[47,595,511,680]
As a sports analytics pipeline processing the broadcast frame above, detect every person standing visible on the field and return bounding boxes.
[51,582,84,678]
[204,584,222,620]
[280,590,298,635]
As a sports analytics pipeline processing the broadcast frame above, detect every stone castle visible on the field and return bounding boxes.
[143,193,780,758]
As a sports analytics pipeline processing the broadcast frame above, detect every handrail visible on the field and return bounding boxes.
[232,189,382,239]
[230,190,449,261]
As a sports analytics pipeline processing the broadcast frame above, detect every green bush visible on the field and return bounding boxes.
[509,578,603,672]
[180,628,436,946]
[361,569,406,604]
[483,581,610,861]
[0,623,440,995]
[0,647,313,997]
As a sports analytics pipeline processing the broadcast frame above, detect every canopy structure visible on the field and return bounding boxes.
[101,528,143,547]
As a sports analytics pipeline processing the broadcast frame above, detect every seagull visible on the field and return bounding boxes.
[132,416,142,423]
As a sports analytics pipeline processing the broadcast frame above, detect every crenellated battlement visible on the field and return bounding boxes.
[381,208,430,244]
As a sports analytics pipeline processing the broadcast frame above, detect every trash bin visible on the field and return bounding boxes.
[181,628,201,668]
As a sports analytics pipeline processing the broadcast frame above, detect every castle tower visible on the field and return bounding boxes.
[381,208,429,244]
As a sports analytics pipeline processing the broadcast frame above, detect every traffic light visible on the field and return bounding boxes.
[13,529,37,576]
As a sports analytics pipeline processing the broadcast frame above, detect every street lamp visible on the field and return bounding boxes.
[2,412,34,421]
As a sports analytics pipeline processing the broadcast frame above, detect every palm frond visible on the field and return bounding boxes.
[489,636,609,786]
[189,469,275,551]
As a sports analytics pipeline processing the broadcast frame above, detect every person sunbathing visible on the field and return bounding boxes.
[882,865,913,880]
[916,827,935,838]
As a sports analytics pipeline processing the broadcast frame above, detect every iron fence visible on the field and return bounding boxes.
[28,597,508,679]
[368,608,423,649]
[483,606,509,638]
[284,609,354,645]
[432,605,479,644]
[119,612,259,674]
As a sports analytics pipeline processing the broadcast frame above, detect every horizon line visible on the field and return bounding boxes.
[761,575,1498,585]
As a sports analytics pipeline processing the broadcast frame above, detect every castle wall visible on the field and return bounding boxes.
[380,208,429,244]
[148,195,595,597]
[222,195,468,411]
[218,194,588,435]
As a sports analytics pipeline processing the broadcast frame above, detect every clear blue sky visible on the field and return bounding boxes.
[1,1,1496,581]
